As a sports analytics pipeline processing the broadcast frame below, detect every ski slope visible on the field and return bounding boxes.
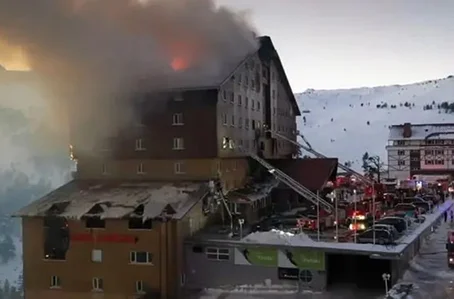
[295,76,454,171]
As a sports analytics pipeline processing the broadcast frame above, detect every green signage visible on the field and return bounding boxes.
[240,248,278,267]
[284,249,325,271]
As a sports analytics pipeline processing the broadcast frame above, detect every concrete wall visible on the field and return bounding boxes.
[184,244,327,292]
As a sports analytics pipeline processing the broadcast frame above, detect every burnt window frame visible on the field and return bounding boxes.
[85,216,106,229]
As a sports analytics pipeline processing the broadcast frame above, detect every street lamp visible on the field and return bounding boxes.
[329,191,339,242]
[353,189,357,243]
[382,273,391,295]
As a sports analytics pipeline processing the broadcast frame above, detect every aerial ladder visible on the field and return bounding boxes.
[241,148,334,213]
[268,130,375,186]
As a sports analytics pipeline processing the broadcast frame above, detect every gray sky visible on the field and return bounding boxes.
[216,0,454,92]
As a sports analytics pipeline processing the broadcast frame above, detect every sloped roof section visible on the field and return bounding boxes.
[14,180,208,220]
[389,123,454,140]
[137,36,300,116]
[269,158,338,191]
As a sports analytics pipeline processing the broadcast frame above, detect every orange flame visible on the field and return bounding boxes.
[170,57,189,71]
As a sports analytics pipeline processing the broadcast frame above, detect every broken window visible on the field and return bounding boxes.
[128,218,152,230]
[86,217,105,229]
[222,137,229,149]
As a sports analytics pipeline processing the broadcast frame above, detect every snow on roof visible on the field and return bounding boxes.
[241,229,314,246]
[13,180,208,220]
[389,123,454,140]
[226,179,279,204]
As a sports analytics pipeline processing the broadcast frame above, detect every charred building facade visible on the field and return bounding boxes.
[15,36,300,299]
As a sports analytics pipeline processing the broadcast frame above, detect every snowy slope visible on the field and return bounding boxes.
[295,76,454,171]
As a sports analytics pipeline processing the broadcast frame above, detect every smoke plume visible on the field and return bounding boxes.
[0,0,258,151]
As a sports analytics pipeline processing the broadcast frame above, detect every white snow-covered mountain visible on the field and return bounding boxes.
[295,76,454,171]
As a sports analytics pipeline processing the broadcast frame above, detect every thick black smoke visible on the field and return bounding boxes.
[0,0,258,150]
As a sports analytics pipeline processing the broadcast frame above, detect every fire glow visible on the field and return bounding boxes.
[171,57,189,71]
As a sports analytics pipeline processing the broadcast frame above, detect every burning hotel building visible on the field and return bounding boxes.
[14,36,301,299]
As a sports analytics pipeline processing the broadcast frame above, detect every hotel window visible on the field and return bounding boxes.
[237,95,242,106]
[50,276,61,289]
[257,101,261,111]
[173,138,185,150]
[222,113,227,126]
[137,163,145,174]
[136,280,145,293]
[130,251,153,264]
[435,160,445,165]
[238,117,243,128]
[397,150,405,156]
[425,150,433,155]
[91,249,103,263]
[435,150,444,155]
[398,160,405,166]
[205,247,230,261]
[222,137,229,149]
[245,97,249,108]
[92,278,103,291]
[425,160,434,165]
[174,162,185,174]
[230,115,235,127]
[172,113,184,125]
[245,118,249,129]
[102,163,108,175]
[135,139,146,151]
[222,90,227,101]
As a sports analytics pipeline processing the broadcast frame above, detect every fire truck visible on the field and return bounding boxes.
[346,201,383,231]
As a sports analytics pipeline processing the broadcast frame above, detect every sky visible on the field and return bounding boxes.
[1,0,453,92]
[216,0,454,92]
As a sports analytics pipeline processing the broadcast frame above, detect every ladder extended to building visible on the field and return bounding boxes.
[269,131,374,186]
[246,150,334,213]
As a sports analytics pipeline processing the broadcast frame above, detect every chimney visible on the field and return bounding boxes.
[402,122,412,138]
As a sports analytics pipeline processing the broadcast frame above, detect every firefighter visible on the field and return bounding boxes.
[444,210,448,222]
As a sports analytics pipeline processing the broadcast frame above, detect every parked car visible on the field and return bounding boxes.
[411,201,430,214]
[358,229,394,245]
[376,217,407,233]
[372,223,399,239]
[393,203,419,218]
[386,211,413,227]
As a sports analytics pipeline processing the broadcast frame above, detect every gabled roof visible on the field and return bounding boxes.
[139,36,300,116]
[13,180,208,220]
[270,158,338,191]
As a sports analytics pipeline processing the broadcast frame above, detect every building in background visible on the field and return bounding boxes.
[387,122,454,182]
[14,36,300,299]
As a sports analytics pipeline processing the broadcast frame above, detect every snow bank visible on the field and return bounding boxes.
[241,229,314,246]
